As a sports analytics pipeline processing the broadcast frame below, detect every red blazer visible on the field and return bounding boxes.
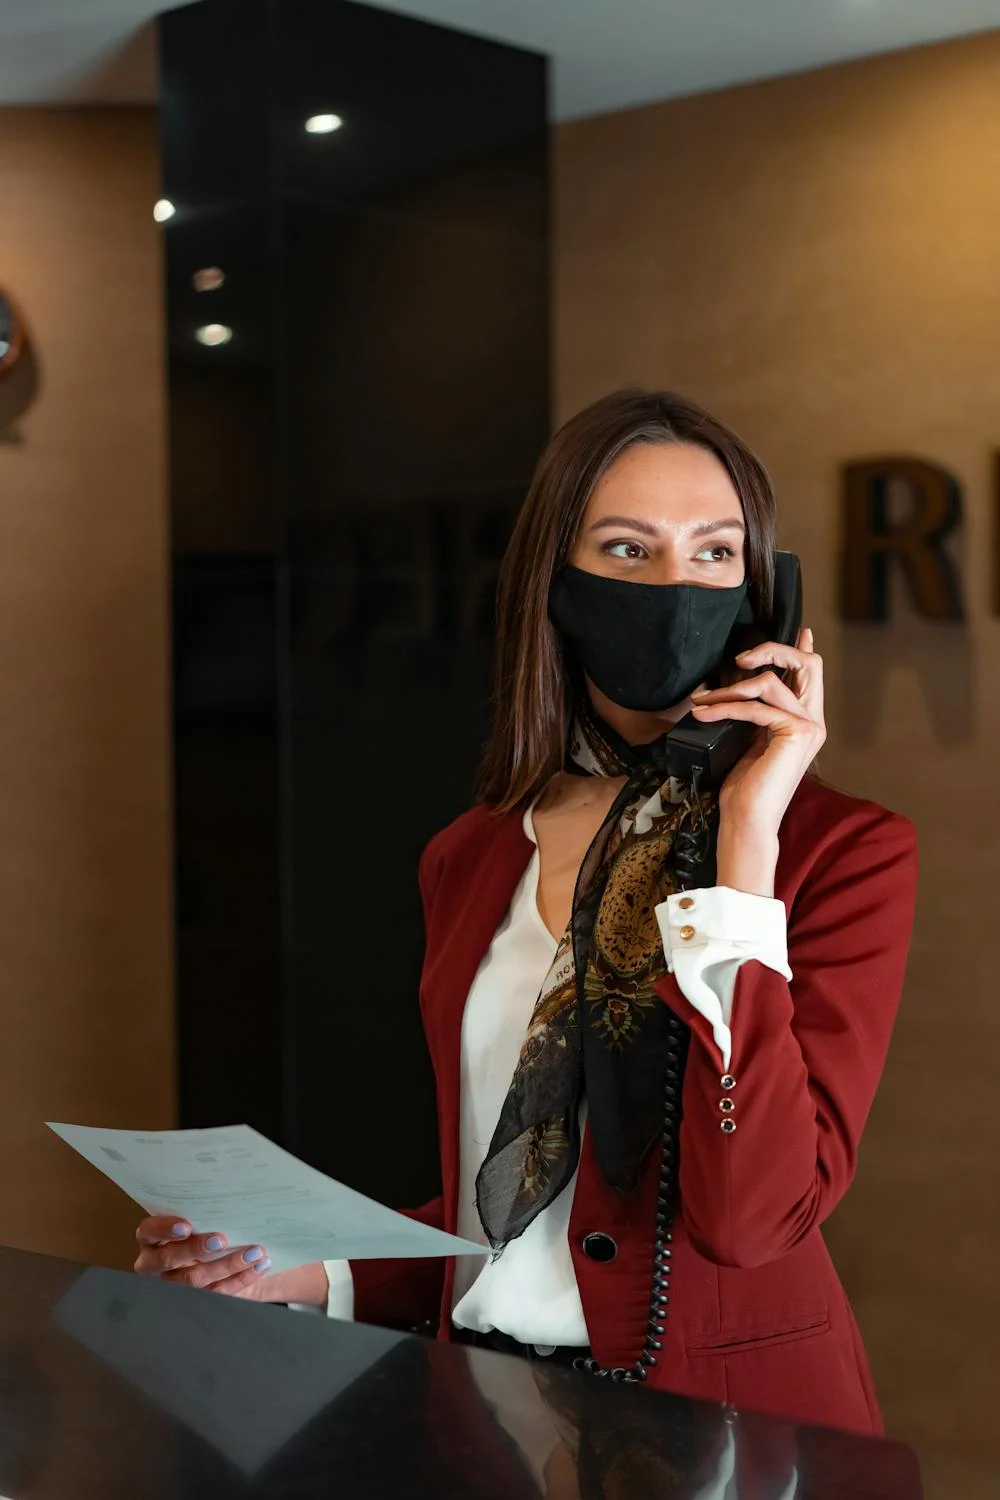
[351,775,918,1437]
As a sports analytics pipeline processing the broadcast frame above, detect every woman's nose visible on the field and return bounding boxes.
[644,548,689,586]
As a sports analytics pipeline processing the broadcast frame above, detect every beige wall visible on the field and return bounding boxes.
[0,108,173,1268]
[556,29,1000,1480]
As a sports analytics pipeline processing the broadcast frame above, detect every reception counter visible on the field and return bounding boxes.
[0,1245,924,1497]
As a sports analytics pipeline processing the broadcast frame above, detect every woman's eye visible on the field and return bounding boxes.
[604,540,648,561]
[696,544,737,563]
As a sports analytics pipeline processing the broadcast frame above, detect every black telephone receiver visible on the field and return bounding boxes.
[664,551,803,787]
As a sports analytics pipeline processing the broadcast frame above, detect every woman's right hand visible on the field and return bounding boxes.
[133,1215,272,1297]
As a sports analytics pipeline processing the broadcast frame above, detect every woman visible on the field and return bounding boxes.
[135,390,917,1436]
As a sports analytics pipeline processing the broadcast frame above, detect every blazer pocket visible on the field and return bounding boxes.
[687,1313,830,1357]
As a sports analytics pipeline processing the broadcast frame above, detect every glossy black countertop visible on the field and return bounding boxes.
[0,1245,924,1498]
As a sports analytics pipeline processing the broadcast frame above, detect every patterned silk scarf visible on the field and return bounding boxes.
[475,704,718,1252]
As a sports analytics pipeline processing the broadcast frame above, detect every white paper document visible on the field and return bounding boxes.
[55,1267,407,1476]
[48,1122,488,1271]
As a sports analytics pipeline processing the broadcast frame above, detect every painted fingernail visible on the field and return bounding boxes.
[243,1246,264,1264]
[690,689,709,699]
[171,1223,190,1238]
[253,1257,272,1274]
[206,1235,225,1252]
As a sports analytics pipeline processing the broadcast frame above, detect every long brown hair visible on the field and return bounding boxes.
[476,389,778,812]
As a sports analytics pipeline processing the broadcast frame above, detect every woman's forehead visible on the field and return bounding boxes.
[585,442,742,526]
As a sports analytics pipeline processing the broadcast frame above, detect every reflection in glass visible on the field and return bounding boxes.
[304,113,343,134]
[195,323,233,347]
[54,1267,404,1478]
[192,267,226,292]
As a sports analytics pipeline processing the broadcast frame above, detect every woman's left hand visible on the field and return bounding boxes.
[688,627,826,893]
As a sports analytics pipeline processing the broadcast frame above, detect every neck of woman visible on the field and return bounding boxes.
[585,680,699,748]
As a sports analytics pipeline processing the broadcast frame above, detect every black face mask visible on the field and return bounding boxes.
[549,565,752,712]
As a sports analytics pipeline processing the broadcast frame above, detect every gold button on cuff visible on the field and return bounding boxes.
[721,1118,736,1135]
[679,925,696,942]
[678,896,695,910]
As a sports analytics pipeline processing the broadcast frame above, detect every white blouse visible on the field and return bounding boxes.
[319,802,790,1343]
[450,824,584,1343]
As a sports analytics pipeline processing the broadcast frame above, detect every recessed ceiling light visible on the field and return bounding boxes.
[192,266,226,293]
[305,113,343,135]
[195,323,233,347]
[153,198,176,223]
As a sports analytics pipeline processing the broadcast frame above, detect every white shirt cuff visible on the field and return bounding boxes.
[288,1259,354,1320]
[655,886,792,1071]
[322,1259,355,1320]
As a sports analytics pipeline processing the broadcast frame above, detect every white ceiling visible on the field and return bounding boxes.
[0,0,998,118]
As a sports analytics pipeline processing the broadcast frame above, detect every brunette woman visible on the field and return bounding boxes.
[135,390,917,1436]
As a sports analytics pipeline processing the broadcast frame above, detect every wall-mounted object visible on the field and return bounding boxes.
[0,290,39,440]
[0,290,25,376]
[840,456,964,621]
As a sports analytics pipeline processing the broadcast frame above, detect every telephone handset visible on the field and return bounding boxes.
[664,551,803,788]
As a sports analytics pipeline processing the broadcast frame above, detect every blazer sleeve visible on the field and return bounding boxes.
[349,838,449,1331]
[349,1194,446,1331]
[658,806,918,1269]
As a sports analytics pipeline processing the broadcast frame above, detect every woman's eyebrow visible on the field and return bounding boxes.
[587,514,746,538]
[587,514,661,538]
[689,517,746,537]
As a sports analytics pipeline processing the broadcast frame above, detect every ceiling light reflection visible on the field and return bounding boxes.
[305,113,343,135]
[195,323,233,347]
[192,267,226,292]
